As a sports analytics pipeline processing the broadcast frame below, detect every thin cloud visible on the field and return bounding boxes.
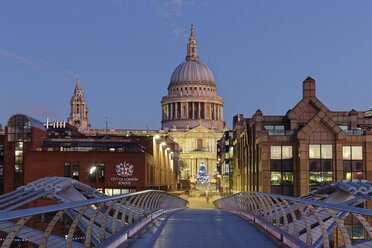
[153,0,194,42]
[0,48,77,78]
[64,69,75,75]
[0,48,43,71]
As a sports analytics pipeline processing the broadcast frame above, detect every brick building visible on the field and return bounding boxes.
[3,114,179,195]
[216,131,234,195]
[231,77,372,196]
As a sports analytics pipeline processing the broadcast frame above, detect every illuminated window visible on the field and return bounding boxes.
[343,146,363,180]
[270,172,281,185]
[73,162,79,180]
[309,145,333,189]
[310,172,333,186]
[14,141,24,188]
[90,163,96,183]
[270,146,292,160]
[270,146,293,195]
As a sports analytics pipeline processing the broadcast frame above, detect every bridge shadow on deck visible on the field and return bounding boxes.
[123,209,281,248]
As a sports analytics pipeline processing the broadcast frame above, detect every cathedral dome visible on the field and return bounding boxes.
[161,24,225,131]
[170,60,215,87]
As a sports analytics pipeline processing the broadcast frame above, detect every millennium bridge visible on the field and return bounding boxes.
[0,177,371,247]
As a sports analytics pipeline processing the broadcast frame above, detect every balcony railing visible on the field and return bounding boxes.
[344,129,364,136]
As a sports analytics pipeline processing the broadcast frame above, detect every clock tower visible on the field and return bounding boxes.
[67,77,90,132]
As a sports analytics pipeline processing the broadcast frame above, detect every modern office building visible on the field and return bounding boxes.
[231,77,372,196]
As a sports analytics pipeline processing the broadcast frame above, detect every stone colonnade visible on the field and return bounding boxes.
[163,102,223,121]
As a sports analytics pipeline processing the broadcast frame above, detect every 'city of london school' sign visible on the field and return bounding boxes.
[111,162,138,185]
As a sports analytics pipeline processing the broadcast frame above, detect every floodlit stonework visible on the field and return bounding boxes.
[67,77,90,133]
[161,25,226,184]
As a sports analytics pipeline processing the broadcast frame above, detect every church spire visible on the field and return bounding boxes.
[68,77,89,132]
[75,76,81,90]
[186,24,199,61]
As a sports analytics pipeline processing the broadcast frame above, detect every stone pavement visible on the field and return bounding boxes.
[124,209,280,248]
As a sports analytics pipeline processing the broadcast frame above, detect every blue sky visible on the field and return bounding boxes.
[1,0,372,130]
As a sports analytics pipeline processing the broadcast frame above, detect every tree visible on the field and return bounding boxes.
[196,161,210,184]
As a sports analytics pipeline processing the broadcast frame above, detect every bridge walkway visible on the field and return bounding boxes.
[124,208,280,248]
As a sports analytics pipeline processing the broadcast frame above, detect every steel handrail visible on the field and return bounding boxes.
[0,190,188,247]
[0,190,182,221]
[213,191,372,248]
[214,191,372,216]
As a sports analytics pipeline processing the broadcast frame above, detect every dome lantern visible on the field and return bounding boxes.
[186,24,199,61]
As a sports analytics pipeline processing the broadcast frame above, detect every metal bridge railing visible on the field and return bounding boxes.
[213,191,372,248]
[0,190,187,248]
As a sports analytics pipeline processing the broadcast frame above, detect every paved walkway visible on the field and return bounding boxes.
[125,209,280,248]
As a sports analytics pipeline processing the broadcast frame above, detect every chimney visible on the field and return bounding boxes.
[303,76,316,98]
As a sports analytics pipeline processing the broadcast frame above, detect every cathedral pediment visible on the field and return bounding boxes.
[186,125,215,134]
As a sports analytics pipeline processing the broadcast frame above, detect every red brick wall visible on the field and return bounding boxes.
[24,151,150,191]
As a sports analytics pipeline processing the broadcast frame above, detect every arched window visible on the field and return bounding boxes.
[7,115,32,142]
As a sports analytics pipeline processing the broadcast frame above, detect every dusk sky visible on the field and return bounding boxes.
[1,0,372,130]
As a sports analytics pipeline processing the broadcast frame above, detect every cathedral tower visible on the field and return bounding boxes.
[67,77,89,132]
[161,25,225,186]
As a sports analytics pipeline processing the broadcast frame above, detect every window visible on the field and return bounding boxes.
[73,162,79,180]
[14,142,24,188]
[310,172,333,186]
[339,125,348,131]
[197,139,203,150]
[98,163,105,183]
[90,163,96,183]
[104,188,136,196]
[343,146,363,180]
[265,125,285,135]
[309,145,333,188]
[0,145,3,161]
[270,146,293,160]
[270,146,293,195]
[344,204,365,241]
[270,172,281,185]
[7,115,31,142]
[64,162,71,177]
